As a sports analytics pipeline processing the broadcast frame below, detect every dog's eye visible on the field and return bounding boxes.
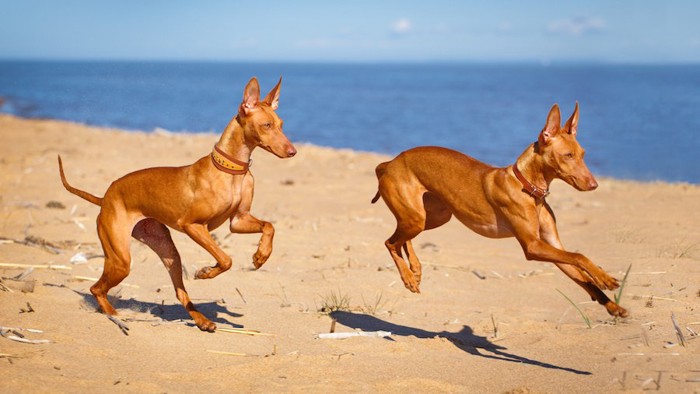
[564,153,574,159]
[263,122,272,129]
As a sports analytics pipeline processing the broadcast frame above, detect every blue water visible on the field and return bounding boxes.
[1,61,699,183]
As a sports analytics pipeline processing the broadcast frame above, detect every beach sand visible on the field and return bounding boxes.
[1,114,699,392]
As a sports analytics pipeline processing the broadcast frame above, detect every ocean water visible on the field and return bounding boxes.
[1,61,699,183]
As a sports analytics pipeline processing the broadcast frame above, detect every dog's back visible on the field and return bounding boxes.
[373,146,494,205]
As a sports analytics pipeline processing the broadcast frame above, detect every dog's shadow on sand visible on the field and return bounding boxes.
[330,311,591,375]
[73,290,243,329]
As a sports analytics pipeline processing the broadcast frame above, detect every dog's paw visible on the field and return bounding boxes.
[252,250,271,269]
[197,320,217,332]
[587,266,619,290]
[190,311,217,332]
[599,273,620,291]
[401,276,421,294]
[194,266,213,280]
[606,302,629,318]
[413,271,422,286]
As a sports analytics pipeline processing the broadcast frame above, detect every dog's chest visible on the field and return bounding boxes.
[204,185,243,230]
[215,181,243,214]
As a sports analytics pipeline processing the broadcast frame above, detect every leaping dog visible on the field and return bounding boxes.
[372,103,627,318]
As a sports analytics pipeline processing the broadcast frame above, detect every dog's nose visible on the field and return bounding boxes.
[588,178,598,190]
[287,146,297,157]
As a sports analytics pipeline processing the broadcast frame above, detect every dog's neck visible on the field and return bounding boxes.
[216,115,255,164]
[513,142,554,197]
[210,115,255,175]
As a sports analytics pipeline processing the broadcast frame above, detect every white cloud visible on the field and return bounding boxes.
[548,16,605,36]
[391,18,412,35]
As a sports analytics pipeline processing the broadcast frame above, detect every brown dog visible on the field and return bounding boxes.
[58,77,296,331]
[372,103,628,318]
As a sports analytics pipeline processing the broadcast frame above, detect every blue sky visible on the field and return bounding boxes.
[1,0,698,63]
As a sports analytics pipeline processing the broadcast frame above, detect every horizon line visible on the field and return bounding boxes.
[1,57,699,67]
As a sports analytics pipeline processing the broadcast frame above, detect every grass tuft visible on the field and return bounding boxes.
[318,289,351,314]
[614,264,633,305]
[557,289,592,329]
[360,292,386,316]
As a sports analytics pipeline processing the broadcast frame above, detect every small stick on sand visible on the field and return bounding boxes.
[629,294,677,302]
[182,264,189,280]
[206,350,249,356]
[13,267,34,281]
[472,270,486,280]
[317,330,392,339]
[107,315,130,336]
[0,280,13,292]
[72,276,139,288]
[0,327,50,344]
[671,312,686,347]
[491,271,505,279]
[641,328,650,347]
[235,287,247,304]
[0,326,43,333]
[218,328,275,337]
[2,335,50,344]
[0,263,71,270]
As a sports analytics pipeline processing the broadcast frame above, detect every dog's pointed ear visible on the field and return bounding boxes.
[263,76,282,110]
[539,104,561,146]
[240,77,261,115]
[564,101,579,136]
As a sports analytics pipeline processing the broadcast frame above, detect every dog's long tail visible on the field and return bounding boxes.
[58,155,103,206]
[371,161,389,204]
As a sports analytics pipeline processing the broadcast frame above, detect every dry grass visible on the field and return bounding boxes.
[360,291,387,316]
[657,240,698,259]
[557,289,592,329]
[614,264,632,305]
[612,227,646,244]
[318,289,351,314]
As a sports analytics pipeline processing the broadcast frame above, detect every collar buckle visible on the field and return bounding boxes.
[512,164,549,200]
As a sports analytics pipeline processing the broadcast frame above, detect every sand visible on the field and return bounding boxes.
[1,114,699,393]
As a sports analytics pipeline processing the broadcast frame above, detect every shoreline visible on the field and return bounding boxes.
[1,114,699,392]
[1,114,696,187]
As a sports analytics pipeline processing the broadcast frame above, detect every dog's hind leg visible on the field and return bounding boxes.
[387,226,422,293]
[379,176,428,293]
[401,193,453,286]
[132,219,217,332]
[402,241,422,286]
[91,211,133,316]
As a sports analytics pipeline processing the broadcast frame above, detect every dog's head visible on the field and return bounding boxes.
[237,77,296,158]
[537,103,598,191]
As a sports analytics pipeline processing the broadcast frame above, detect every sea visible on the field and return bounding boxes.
[1,61,699,183]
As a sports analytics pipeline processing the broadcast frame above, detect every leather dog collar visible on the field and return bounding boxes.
[512,163,549,199]
[211,145,250,175]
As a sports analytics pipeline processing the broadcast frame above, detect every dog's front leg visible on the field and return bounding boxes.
[230,214,274,269]
[230,213,274,269]
[538,204,628,317]
[509,209,620,291]
[183,223,233,279]
[229,173,274,269]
